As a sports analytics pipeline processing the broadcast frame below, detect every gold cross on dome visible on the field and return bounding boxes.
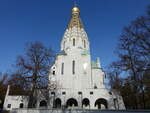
[73,0,77,6]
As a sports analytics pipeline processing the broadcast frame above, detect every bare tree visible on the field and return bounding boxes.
[108,5,150,109]
[14,41,54,108]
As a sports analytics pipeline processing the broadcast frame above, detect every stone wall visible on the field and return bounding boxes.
[10,109,150,113]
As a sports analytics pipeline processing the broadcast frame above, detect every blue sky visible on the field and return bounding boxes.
[0,0,150,73]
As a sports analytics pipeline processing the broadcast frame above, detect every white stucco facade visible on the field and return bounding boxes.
[48,6,125,110]
[3,86,29,110]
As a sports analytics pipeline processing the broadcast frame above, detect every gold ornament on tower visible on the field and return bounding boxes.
[68,6,83,28]
[72,6,80,13]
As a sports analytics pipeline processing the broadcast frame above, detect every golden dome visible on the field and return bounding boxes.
[68,6,83,29]
[72,6,80,13]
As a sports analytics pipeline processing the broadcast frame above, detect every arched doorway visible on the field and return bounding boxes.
[82,98,90,108]
[54,98,61,108]
[95,98,108,109]
[19,103,24,108]
[39,100,47,107]
[66,98,78,108]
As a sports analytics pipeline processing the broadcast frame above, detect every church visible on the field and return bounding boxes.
[48,6,125,110]
[3,6,125,110]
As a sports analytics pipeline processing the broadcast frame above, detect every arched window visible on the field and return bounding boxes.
[40,100,47,107]
[19,103,24,108]
[54,98,61,108]
[52,71,55,75]
[73,39,75,46]
[95,98,108,109]
[66,98,78,108]
[63,41,65,49]
[72,60,75,74]
[113,98,119,109]
[7,104,11,108]
[61,63,64,75]
[52,66,56,75]
[84,40,86,48]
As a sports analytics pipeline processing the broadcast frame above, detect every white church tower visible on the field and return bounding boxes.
[48,6,125,110]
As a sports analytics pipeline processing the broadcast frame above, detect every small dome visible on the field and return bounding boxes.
[72,6,80,13]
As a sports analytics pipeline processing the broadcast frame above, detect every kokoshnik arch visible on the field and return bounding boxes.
[3,6,126,110]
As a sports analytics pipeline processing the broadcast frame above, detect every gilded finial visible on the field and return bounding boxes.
[68,1,83,29]
[72,0,79,14]
[72,6,80,14]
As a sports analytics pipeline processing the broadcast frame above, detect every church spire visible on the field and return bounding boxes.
[61,5,89,51]
[68,6,84,29]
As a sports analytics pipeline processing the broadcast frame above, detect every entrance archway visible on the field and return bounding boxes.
[82,98,90,108]
[39,100,47,107]
[54,98,61,108]
[66,98,78,108]
[95,98,108,109]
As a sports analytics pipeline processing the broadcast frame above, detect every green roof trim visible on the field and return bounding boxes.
[91,61,99,68]
[81,49,89,55]
[58,50,67,56]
